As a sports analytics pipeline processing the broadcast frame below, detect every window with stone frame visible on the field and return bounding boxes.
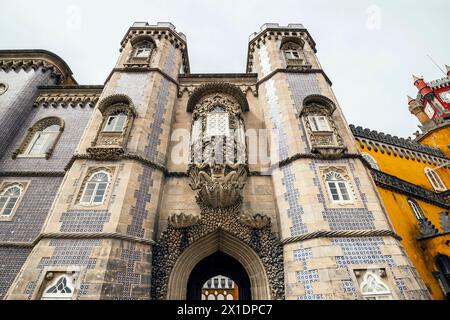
[13,117,64,159]
[281,41,306,68]
[325,171,352,203]
[40,272,78,300]
[128,38,155,64]
[407,198,425,221]
[103,113,127,132]
[358,269,393,300]
[80,170,111,205]
[206,105,230,137]
[424,167,447,192]
[0,183,23,217]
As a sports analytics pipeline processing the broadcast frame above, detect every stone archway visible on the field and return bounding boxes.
[151,202,285,300]
[166,230,271,300]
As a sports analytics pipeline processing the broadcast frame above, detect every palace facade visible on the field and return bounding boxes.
[0,22,447,300]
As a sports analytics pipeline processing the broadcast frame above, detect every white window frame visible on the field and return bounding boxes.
[425,167,447,192]
[308,115,331,132]
[133,42,153,59]
[325,171,352,203]
[25,124,60,156]
[360,270,393,300]
[80,171,110,205]
[103,114,127,132]
[284,49,301,60]
[407,199,425,221]
[41,274,75,300]
[0,184,23,216]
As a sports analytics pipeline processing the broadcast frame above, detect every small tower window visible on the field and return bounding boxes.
[0,184,23,216]
[325,171,351,202]
[206,106,230,137]
[103,113,127,132]
[80,171,110,205]
[284,49,301,60]
[280,40,306,68]
[133,41,153,59]
[407,198,425,221]
[425,167,446,192]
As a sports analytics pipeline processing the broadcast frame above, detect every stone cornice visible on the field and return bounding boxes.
[0,232,155,248]
[0,49,76,84]
[105,67,179,88]
[350,124,446,159]
[370,169,450,209]
[33,85,103,108]
[256,68,333,87]
[119,22,190,74]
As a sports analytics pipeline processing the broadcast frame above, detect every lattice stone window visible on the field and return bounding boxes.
[407,198,425,221]
[40,273,76,300]
[425,167,447,192]
[13,117,64,159]
[0,184,23,216]
[80,170,110,205]
[325,171,352,203]
[103,113,127,132]
[358,269,393,300]
[206,106,230,137]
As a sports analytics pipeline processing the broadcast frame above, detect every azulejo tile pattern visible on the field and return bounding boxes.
[115,242,142,300]
[0,247,32,299]
[293,244,322,300]
[60,211,111,233]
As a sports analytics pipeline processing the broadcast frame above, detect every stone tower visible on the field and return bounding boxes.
[2,22,430,300]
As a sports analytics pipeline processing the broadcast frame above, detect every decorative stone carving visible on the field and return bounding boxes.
[188,162,248,208]
[238,210,271,229]
[151,200,285,300]
[0,59,66,83]
[34,92,100,108]
[85,146,124,161]
[168,212,200,229]
[301,98,346,159]
[418,218,439,238]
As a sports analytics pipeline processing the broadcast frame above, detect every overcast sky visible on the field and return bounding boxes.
[1,0,449,138]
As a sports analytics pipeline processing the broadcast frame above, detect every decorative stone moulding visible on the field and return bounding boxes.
[34,93,99,108]
[188,162,248,208]
[168,212,200,229]
[238,210,271,229]
[86,146,124,161]
[313,145,347,159]
[0,59,65,83]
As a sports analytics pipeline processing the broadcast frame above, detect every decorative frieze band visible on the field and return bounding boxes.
[0,59,66,83]
[0,232,155,248]
[282,229,402,245]
[34,92,100,108]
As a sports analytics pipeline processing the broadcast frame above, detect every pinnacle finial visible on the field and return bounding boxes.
[407,95,415,103]
[412,74,422,82]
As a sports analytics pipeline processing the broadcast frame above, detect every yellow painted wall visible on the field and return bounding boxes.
[419,125,450,158]
[357,142,450,192]
[355,133,450,300]
[376,189,449,300]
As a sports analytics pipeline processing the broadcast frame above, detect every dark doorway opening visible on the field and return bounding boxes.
[186,251,251,300]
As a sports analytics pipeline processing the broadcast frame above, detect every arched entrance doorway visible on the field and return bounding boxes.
[187,251,251,300]
[165,230,272,300]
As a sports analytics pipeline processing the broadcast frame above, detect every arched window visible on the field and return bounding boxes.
[325,171,351,202]
[360,270,393,300]
[206,105,230,137]
[407,198,425,221]
[362,153,380,170]
[280,40,306,68]
[0,184,23,216]
[13,117,64,159]
[103,112,127,132]
[425,167,447,192]
[80,171,110,205]
[41,274,74,300]
[130,40,154,61]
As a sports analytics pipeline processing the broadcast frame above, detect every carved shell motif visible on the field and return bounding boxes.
[168,212,200,229]
[238,211,271,229]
